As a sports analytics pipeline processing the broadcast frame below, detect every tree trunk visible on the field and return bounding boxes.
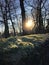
[3,13,10,38]
[19,0,26,34]
[4,21,10,38]
[4,0,10,38]
[36,3,44,33]
[9,11,16,36]
[8,2,16,36]
[46,19,49,33]
[0,2,10,38]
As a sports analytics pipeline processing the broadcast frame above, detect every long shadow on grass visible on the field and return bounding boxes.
[21,36,41,45]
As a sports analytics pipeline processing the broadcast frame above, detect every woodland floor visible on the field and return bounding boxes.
[0,33,49,65]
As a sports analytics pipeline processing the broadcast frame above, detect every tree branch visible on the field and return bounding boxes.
[24,0,36,9]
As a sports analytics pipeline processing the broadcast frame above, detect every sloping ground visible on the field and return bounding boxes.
[0,33,49,65]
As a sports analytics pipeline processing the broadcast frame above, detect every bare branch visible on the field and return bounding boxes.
[24,0,36,9]
[41,0,48,8]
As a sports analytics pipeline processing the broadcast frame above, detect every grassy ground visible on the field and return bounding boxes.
[0,33,49,65]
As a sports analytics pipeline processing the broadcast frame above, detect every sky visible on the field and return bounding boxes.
[0,0,49,33]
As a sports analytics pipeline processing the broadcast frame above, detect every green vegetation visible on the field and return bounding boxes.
[0,34,49,65]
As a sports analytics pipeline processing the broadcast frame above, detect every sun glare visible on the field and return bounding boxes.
[26,20,33,27]
[23,19,35,31]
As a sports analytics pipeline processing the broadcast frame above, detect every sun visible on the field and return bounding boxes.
[23,19,35,31]
[26,20,34,28]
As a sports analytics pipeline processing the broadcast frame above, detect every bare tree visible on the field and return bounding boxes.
[6,0,16,36]
[0,0,10,38]
[0,0,18,37]
[25,0,48,33]
[19,0,26,34]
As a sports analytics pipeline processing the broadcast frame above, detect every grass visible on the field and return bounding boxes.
[0,33,49,53]
[0,34,49,65]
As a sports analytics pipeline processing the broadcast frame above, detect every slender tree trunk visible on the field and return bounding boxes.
[9,10,16,36]
[3,13,9,38]
[36,2,43,33]
[19,0,26,34]
[48,20,49,25]
[5,0,16,36]
[4,0,10,38]
[8,2,16,36]
[4,20,9,38]
[39,7,43,27]
[46,19,49,33]
[0,0,9,38]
